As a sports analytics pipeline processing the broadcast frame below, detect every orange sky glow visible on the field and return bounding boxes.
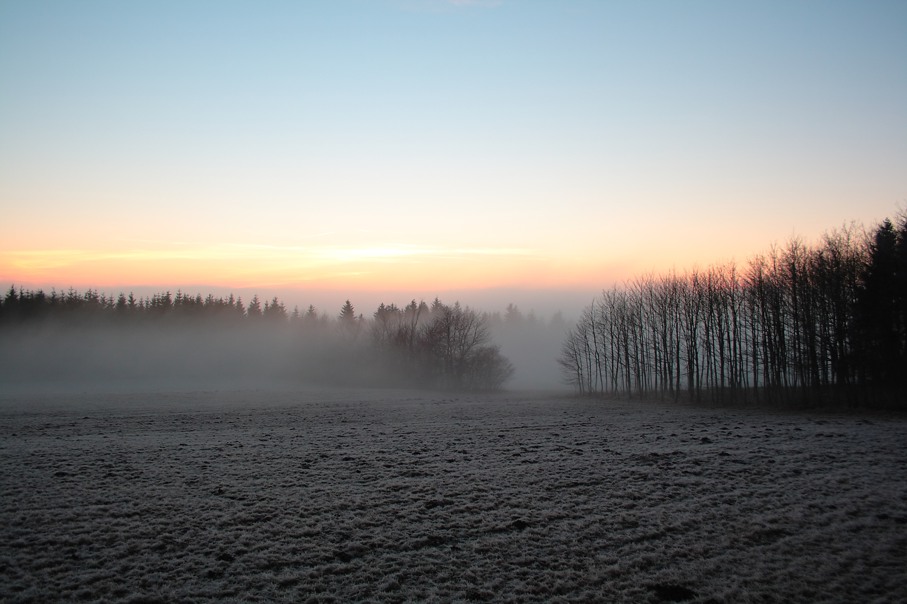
[1,2,905,316]
[0,242,627,293]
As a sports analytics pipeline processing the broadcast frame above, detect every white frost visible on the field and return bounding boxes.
[1,389,905,602]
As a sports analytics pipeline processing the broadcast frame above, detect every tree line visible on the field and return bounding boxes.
[559,215,907,408]
[0,288,303,325]
[0,289,513,391]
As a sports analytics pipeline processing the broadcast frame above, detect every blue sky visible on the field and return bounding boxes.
[1,0,905,312]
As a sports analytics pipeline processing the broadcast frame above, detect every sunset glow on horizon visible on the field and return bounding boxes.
[0,242,545,290]
[2,1,905,313]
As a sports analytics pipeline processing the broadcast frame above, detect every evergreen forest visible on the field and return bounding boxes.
[0,291,513,392]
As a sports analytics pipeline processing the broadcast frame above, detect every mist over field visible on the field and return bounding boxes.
[2,289,906,602]
[0,299,569,394]
[0,323,299,393]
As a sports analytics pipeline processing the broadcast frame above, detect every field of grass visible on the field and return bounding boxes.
[1,388,905,602]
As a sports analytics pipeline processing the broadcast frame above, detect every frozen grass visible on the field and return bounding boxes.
[1,388,905,603]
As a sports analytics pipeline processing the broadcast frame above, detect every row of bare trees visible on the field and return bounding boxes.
[559,218,907,407]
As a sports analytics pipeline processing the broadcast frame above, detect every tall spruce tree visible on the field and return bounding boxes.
[854,219,901,387]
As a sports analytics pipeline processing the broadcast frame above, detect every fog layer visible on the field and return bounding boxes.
[1,300,568,394]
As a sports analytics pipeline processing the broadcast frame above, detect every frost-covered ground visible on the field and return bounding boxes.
[1,388,905,603]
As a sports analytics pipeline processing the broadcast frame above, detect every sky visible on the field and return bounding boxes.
[1,0,905,316]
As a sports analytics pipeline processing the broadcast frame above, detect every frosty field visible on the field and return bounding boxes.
[1,388,905,603]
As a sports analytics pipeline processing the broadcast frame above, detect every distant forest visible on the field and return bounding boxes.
[559,215,907,408]
[0,290,514,391]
